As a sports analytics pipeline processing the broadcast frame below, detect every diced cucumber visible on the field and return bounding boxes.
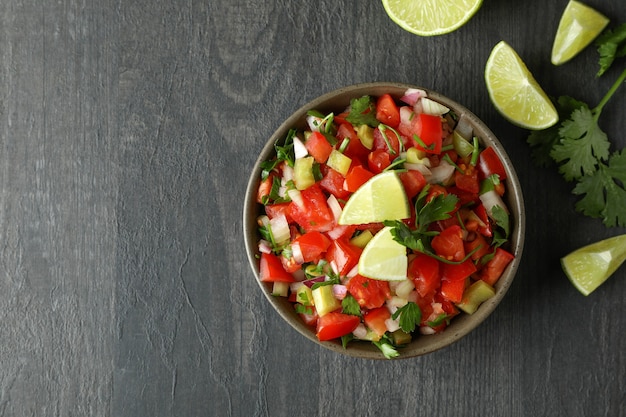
[326,149,352,176]
[405,147,429,165]
[456,280,496,314]
[356,124,374,150]
[296,285,314,306]
[350,230,374,248]
[453,130,475,158]
[390,329,412,345]
[293,156,315,190]
[271,281,290,297]
[312,285,341,317]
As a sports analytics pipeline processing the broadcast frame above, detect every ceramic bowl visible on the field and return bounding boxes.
[243,82,525,359]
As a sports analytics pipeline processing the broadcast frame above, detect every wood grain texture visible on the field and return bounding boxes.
[1,0,625,416]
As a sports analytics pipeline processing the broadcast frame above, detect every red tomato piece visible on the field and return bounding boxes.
[440,276,466,303]
[257,175,274,204]
[305,131,333,164]
[367,149,392,174]
[464,234,491,261]
[319,167,351,200]
[425,184,448,203]
[259,252,296,282]
[441,259,477,282]
[477,248,515,286]
[292,231,331,263]
[454,164,480,194]
[288,184,336,233]
[316,311,360,341]
[373,126,401,155]
[344,165,374,192]
[408,254,441,298]
[337,123,369,163]
[416,113,443,154]
[326,238,363,276]
[298,306,318,327]
[363,306,391,338]
[264,202,292,222]
[474,204,493,237]
[375,94,401,128]
[431,225,465,262]
[399,170,427,199]
[347,274,391,309]
[478,146,507,180]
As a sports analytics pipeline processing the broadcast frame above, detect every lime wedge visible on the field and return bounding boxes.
[561,234,626,296]
[485,41,559,130]
[382,0,483,37]
[551,0,609,66]
[358,226,407,281]
[338,171,410,225]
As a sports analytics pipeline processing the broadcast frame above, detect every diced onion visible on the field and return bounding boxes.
[282,165,294,182]
[345,263,359,278]
[293,136,308,159]
[352,324,369,339]
[291,242,305,264]
[327,194,343,222]
[306,115,322,132]
[385,318,401,333]
[400,88,427,106]
[399,106,414,127]
[287,188,304,209]
[269,214,290,245]
[404,163,432,176]
[394,279,415,299]
[479,190,509,219]
[420,326,436,335]
[455,117,473,140]
[427,160,455,184]
[420,97,450,116]
[258,240,272,254]
[332,284,348,300]
[387,296,408,309]
[290,282,306,293]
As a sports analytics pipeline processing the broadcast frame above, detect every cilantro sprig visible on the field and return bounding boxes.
[346,95,380,127]
[527,67,626,227]
[595,23,626,77]
[391,302,421,333]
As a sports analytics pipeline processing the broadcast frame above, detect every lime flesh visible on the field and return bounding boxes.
[561,234,626,296]
[485,41,559,130]
[358,226,408,281]
[382,0,483,36]
[551,0,609,65]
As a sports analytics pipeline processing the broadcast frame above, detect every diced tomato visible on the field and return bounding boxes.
[376,94,400,128]
[399,170,427,199]
[440,277,466,303]
[464,234,491,261]
[367,149,392,174]
[373,125,401,155]
[402,113,442,154]
[474,204,493,237]
[425,184,448,203]
[431,225,465,262]
[316,311,360,341]
[257,175,274,204]
[478,146,507,180]
[363,306,391,338]
[347,274,391,309]
[326,238,363,276]
[265,202,292,222]
[292,231,331,263]
[441,259,477,282]
[338,123,369,163]
[477,248,515,285]
[259,252,295,282]
[448,185,479,207]
[305,131,333,163]
[344,165,374,192]
[408,254,441,298]
[280,251,301,273]
[298,306,318,327]
[319,167,350,200]
[288,184,336,233]
[454,164,480,194]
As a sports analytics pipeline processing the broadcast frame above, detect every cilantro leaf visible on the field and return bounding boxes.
[391,302,421,333]
[341,295,362,317]
[417,192,459,231]
[595,23,626,77]
[550,106,610,181]
[573,149,626,227]
[372,336,400,359]
[346,96,380,127]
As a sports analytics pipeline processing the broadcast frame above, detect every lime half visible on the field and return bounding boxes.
[561,234,626,296]
[551,0,609,66]
[338,171,410,225]
[382,0,483,36]
[485,41,559,130]
[358,226,408,281]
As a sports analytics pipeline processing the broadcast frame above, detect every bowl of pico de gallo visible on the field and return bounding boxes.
[243,82,525,359]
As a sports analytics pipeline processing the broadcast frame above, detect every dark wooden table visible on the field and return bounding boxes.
[2,0,625,416]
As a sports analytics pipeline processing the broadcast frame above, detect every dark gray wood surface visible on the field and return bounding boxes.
[1,0,625,416]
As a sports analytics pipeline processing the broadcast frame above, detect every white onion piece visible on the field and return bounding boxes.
[479,190,509,219]
[282,164,294,182]
[387,296,408,309]
[270,214,290,245]
[400,88,427,106]
[293,136,308,159]
[420,97,450,116]
[345,263,359,278]
[352,324,369,339]
[326,224,349,241]
[290,281,306,293]
[399,106,414,127]
[404,163,432,176]
[427,160,455,185]
[287,188,304,209]
[291,242,305,264]
[455,117,473,140]
[327,194,343,222]
[306,115,322,132]
[258,240,272,254]
[292,268,306,282]
[332,284,348,300]
[385,318,401,333]
[394,279,415,299]
[420,326,436,335]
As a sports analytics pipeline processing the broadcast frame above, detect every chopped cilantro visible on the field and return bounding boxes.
[595,22,626,77]
[391,302,421,333]
[345,96,380,127]
[341,295,362,317]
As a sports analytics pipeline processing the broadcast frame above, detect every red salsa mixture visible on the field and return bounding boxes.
[255,89,515,358]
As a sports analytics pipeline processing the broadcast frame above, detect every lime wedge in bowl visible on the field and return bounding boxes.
[358,226,408,281]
